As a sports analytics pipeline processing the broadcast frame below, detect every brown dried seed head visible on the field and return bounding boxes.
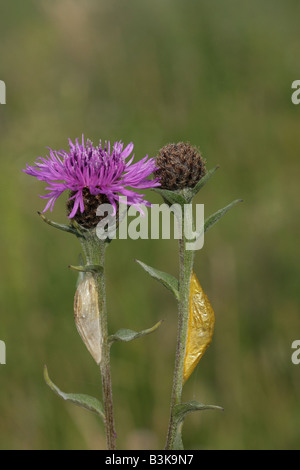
[154,142,206,190]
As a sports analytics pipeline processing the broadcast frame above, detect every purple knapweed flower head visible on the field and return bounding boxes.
[23,136,160,228]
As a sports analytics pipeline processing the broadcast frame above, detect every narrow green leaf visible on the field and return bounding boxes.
[44,365,104,421]
[135,259,179,300]
[204,199,243,233]
[68,264,103,274]
[152,187,187,206]
[70,219,89,237]
[38,212,81,237]
[170,400,223,449]
[174,400,224,423]
[76,254,85,287]
[188,166,220,200]
[109,320,163,345]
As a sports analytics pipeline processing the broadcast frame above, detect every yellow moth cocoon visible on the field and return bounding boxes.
[183,271,215,383]
[74,274,102,364]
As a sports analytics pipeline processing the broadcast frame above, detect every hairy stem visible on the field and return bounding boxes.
[81,232,116,450]
[165,208,195,450]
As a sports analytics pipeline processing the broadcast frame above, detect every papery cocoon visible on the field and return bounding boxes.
[183,271,215,382]
[74,273,102,364]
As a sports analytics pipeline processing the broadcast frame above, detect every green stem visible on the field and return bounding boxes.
[165,208,195,450]
[80,231,116,450]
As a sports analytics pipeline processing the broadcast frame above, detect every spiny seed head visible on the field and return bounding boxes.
[154,142,206,191]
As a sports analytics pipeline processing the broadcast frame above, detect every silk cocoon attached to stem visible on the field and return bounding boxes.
[183,271,215,383]
[74,273,102,365]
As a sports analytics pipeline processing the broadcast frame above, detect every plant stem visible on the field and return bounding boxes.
[81,232,116,450]
[165,208,195,450]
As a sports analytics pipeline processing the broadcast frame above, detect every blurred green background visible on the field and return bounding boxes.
[0,0,300,450]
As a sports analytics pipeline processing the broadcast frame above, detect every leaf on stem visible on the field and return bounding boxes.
[185,166,220,201]
[69,264,103,274]
[174,400,224,423]
[109,320,163,345]
[38,211,82,237]
[152,187,187,206]
[70,219,89,238]
[171,399,223,450]
[183,271,215,383]
[135,259,179,300]
[204,199,243,234]
[44,365,105,421]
